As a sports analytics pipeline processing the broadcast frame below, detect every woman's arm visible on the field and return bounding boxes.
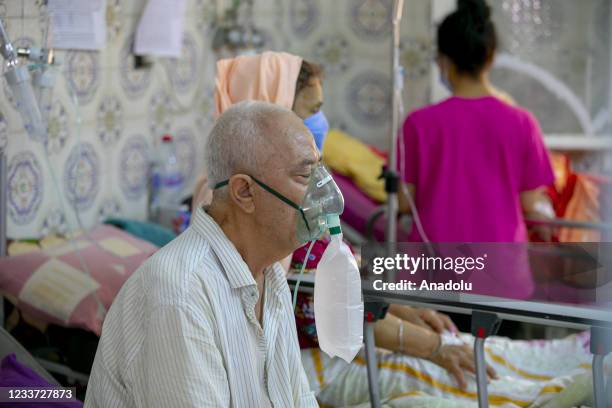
[520,187,554,218]
[520,187,555,240]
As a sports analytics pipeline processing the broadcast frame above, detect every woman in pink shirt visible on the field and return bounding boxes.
[398,0,555,244]
[398,0,555,301]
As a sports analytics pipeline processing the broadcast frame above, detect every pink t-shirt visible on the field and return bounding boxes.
[399,96,554,243]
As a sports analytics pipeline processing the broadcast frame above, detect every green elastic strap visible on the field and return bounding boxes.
[214,177,311,233]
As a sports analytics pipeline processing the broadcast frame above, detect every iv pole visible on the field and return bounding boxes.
[386,0,403,249]
[0,20,18,326]
[0,19,49,324]
[364,2,404,408]
[0,18,51,270]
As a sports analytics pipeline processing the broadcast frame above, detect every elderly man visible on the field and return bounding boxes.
[85,101,319,407]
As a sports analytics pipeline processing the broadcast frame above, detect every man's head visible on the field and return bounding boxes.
[205,101,319,257]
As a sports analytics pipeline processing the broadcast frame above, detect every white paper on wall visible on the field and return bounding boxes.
[18,258,100,323]
[48,0,107,50]
[134,0,188,57]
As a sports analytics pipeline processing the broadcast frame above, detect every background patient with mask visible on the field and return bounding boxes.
[191,51,328,218]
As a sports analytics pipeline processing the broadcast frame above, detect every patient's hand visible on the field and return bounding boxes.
[388,304,457,334]
[413,308,457,334]
[429,344,497,390]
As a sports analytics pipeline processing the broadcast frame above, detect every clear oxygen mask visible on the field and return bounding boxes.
[296,164,344,244]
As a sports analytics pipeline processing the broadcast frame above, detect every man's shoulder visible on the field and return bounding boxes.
[137,228,221,305]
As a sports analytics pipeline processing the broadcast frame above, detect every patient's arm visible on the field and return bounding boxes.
[374,313,438,358]
[387,304,457,334]
[397,183,416,215]
[520,187,555,240]
[374,314,496,390]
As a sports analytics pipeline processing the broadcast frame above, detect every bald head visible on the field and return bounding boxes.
[205,101,311,192]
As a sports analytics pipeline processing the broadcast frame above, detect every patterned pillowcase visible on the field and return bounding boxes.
[0,225,158,335]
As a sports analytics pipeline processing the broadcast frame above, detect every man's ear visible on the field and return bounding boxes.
[228,175,256,213]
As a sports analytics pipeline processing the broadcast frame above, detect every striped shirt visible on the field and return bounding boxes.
[85,208,318,407]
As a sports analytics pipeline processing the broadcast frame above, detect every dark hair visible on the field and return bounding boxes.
[437,0,497,76]
[295,60,323,95]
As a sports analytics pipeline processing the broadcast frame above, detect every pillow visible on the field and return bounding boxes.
[104,218,176,247]
[322,129,387,203]
[0,225,158,335]
[0,353,82,407]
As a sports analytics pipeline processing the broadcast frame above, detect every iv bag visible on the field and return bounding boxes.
[314,232,364,362]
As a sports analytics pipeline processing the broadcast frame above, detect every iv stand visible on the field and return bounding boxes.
[0,19,52,271]
[365,2,404,408]
[385,0,403,253]
[0,20,17,326]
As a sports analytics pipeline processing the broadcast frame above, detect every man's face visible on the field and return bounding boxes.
[253,113,320,251]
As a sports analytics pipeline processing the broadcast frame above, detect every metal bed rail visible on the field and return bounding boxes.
[524,217,612,232]
[363,206,612,243]
[359,212,611,407]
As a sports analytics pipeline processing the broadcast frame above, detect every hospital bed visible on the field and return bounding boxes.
[288,219,612,408]
[288,273,611,407]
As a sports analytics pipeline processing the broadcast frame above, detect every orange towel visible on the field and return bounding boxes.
[214,51,303,117]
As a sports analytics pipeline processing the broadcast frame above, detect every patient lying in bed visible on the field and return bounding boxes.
[301,328,595,408]
[292,241,601,408]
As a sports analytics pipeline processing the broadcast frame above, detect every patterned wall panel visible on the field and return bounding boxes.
[290,0,321,38]
[63,143,100,212]
[1,0,608,239]
[8,151,43,226]
[347,0,393,41]
[0,0,435,238]
[119,135,150,201]
[64,51,101,106]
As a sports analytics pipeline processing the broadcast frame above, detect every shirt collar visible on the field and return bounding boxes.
[191,207,256,289]
[191,208,291,293]
[264,262,290,297]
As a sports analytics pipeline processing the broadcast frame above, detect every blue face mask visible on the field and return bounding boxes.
[304,110,329,151]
